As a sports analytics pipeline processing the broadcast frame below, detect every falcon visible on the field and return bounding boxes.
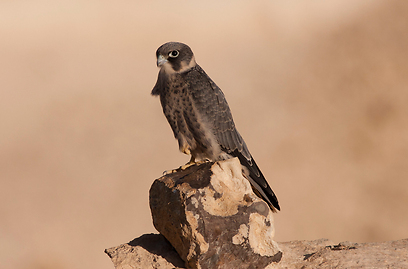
[151,42,280,212]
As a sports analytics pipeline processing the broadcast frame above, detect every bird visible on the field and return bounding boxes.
[151,42,280,212]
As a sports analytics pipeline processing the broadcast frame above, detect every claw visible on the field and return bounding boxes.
[162,169,178,175]
[162,157,210,175]
[179,162,196,170]
[180,159,210,170]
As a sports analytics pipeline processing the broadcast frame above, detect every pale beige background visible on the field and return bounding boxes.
[1,1,407,268]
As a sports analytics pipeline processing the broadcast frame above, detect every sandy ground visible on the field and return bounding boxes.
[1,1,407,268]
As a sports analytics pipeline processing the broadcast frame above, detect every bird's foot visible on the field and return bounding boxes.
[179,161,195,170]
[162,168,179,175]
[161,163,196,175]
[162,159,210,175]
[179,159,210,170]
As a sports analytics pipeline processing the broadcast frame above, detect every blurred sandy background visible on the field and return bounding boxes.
[1,0,408,268]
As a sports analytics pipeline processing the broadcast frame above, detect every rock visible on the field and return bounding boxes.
[104,233,185,269]
[105,159,408,268]
[149,158,282,269]
[106,237,408,269]
[275,238,408,268]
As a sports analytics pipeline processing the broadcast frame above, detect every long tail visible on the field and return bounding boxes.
[230,150,280,212]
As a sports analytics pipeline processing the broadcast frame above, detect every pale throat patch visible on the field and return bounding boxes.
[183,55,196,71]
[162,55,196,74]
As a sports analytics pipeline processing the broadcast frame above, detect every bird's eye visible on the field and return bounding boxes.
[169,50,179,58]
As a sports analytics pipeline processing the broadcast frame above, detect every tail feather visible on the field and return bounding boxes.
[229,150,280,212]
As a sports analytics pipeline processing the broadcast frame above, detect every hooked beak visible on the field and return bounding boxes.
[157,54,167,67]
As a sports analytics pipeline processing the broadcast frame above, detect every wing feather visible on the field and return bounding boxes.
[183,65,280,211]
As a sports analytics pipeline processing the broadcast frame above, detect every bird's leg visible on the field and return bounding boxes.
[162,154,210,175]
[162,141,192,175]
[180,155,212,170]
[179,154,196,170]
[162,155,196,175]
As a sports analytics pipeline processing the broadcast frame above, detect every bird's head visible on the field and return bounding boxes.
[155,42,196,74]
